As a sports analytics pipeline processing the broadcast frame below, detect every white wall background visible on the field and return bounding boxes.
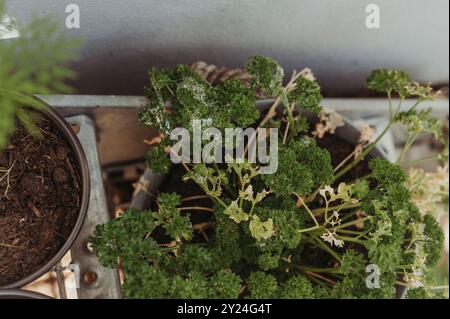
[6,0,449,95]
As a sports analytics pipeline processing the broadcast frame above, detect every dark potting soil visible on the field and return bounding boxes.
[0,117,81,286]
[316,133,372,183]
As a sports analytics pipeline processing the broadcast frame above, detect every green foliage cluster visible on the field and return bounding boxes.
[138,60,268,172]
[247,272,278,298]
[332,250,397,299]
[422,214,445,267]
[262,137,333,197]
[153,193,193,242]
[245,55,284,96]
[138,55,324,174]
[288,76,323,113]
[92,57,446,299]
[90,208,157,269]
[323,160,445,299]
[366,69,436,100]
[0,1,79,149]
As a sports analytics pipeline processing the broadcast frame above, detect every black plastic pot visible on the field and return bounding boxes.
[0,104,90,289]
[0,289,52,299]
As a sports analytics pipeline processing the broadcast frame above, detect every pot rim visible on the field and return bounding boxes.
[0,289,52,299]
[0,103,90,289]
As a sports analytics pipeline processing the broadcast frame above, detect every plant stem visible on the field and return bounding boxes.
[180,195,212,202]
[214,197,228,209]
[340,209,361,222]
[310,235,342,263]
[396,133,418,164]
[335,228,366,236]
[299,225,322,234]
[323,198,330,227]
[388,91,393,119]
[312,202,361,217]
[296,265,340,273]
[260,96,282,128]
[430,285,449,291]
[245,70,304,156]
[333,217,368,230]
[181,162,191,172]
[333,149,357,172]
[212,162,236,197]
[282,102,296,144]
[305,187,321,204]
[332,96,424,182]
[259,70,303,127]
[305,274,332,288]
[304,271,337,285]
[295,194,319,227]
[334,234,367,246]
[404,154,442,166]
[333,121,393,182]
[179,206,214,213]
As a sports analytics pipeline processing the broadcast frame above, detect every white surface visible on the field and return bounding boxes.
[7,0,449,95]
[0,14,19,39]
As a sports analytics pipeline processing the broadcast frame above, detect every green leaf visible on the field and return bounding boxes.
[369,158,407,188]
[422,214,445,267]
[279,275,315,299]
[247,272,279,298]
[366,68,437,100]
[145,146,170,174]
[395,108,443,141]
[288,76,323,113]
[255,206,303,249]
[216,80,259,127]
[208,270,242,299]
[262,137,333,197]
[245,55,284,96]
[223,200,249,223]
[212,208,242,268]
[366,69,411,97]
[249,215,275,240]
[90,208,157,268]
[183,164,228,198]
[154,193,192,242]
[368,240,402,272]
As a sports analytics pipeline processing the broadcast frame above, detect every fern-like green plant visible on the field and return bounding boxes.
[0,0,80,149]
